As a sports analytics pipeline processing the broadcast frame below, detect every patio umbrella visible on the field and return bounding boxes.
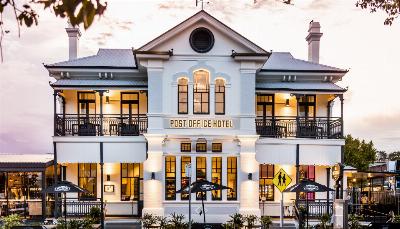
[284,179,334,228]
[177,179,231,224]
[43,181,88,222]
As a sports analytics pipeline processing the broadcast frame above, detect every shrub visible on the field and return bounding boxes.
[260,215,272,229]
[244,215,258,228]
[319,213,331,229]
[168,213,187,229]
[0,214,22,229]
[155,216,168,229]
[228,213,244,229]
[89,206,101,224]
[140,213,157,228]
[348,214,362,229]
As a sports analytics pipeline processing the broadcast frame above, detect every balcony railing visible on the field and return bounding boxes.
[55,114,147,136]
[255,116,342,139]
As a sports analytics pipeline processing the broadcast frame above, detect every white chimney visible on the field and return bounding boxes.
[65,22,81,60]
[305,21,323,63]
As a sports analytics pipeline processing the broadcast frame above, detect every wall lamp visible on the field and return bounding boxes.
[105,96,110,104]
[151,172,156,180]
[106,174,111,181]
[248,173,253,180]
[285,99,290,107]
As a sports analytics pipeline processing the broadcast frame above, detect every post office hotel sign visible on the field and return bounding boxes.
[169,118,234,129]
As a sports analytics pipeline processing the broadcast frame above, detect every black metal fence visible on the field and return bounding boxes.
[255,116,342,139]
[296,199,333,217]
[55,114,148,136]
[64,199,102,217]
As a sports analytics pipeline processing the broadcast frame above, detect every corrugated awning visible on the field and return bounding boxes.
[51,79,148,89]
[256,82,346,93]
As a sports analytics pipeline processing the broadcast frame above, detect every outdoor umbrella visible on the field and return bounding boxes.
[176,179,231,224]
[42,181,88,222]
[284,179,334,228]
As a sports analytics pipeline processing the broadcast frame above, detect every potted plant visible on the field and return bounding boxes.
[228,213,244,229]
[168,213,187,229]
[89,206,101,224]
[244,215,258,228]
[260,215,272,229]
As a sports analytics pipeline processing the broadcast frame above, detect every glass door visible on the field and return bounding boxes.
[120,92,139,123]
[77,92,96,122]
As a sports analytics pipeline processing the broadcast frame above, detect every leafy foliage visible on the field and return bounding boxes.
[244,215,258,228]
[344,134,376,171]
[0,214,22,229]
[356,0,400,25]
[260,215,272,229]
[388,151,400,160]
[348,214,363,229]
[55,218,94,229]
[227,213,245,229]
[319,213,331,228]
[140,213,157,228]
[89,206,101,224]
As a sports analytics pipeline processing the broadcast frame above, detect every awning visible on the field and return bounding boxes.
[256,82,346,93]
[50,79,147,90]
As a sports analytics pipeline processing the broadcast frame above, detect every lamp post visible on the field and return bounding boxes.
[185,163,192,229]
[261,196,266,216]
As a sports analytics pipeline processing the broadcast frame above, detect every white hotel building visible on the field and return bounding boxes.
[45,11,347,222]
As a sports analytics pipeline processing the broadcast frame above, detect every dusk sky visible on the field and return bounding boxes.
[0,0,399,154]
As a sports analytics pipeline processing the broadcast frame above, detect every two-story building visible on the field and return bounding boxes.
[44,10,347,223]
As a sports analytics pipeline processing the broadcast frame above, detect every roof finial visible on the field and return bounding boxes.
[196,0,209,10]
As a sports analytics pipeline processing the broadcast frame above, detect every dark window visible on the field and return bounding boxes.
[181,156,191,200]
[259,164,274,201]
[212,157,222,200]
[121,163,142,201]
[77,92,96,119]
[165,156,176,200]
[196,143,207,152]
[212,143,222,152]
[78,163,97,200]
[193,70,210,114]
[196,157,207,200]
[120,92,139,119]
[256,94,274,117]
[181,143,191,152]
[0,172,6,199]
[178,78,188,114]
[189,27,215,53]
[298,95,316,118]
[227,157,237,200]
[299,165,315,200]
[215,79,225,115]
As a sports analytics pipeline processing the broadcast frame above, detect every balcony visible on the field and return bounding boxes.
[55,114,147,136]
[255,116,342,139]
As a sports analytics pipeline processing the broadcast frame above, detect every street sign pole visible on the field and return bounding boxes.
[280,192,284,227]
[186,163,192,229]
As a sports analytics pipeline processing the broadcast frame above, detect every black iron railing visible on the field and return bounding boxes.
[255,116,342,139]
[64,199,102,217]
[55,114,148,136]
[296,199,333,218]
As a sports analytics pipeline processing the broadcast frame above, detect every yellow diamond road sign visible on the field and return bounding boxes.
[273,168,292,192]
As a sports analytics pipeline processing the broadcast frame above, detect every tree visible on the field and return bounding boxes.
[344,134,377,171]
[0,0,107,61]
[376,150,388,161]
[388,151,400,160]
[356,0,400,25]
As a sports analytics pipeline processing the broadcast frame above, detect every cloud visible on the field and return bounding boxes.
[86,16,134,46]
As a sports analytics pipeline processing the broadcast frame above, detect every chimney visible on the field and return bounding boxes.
[306,21,323,63]
[65,22,81,60]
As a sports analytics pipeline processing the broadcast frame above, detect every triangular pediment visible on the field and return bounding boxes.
[137,10,267,56]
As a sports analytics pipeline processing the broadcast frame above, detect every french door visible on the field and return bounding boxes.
[120,92,139,123]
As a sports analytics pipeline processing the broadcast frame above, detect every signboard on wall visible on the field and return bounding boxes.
[332,163,342,181]
[169,118,233,128]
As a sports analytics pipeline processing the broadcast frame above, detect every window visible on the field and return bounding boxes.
[181,156,191,200]
[215,79,225,115]
[193,70,210,114]
[256,94,274,117]
[298,95,316,118]
[178,78,188,114]
[78,163,97,200]
[212,143,222,152]
[299,165,316,200]
[212,157,222,200]
[0,172,5,199]
[181,143,191,152]
[227,157,237,200]
[121,163,142,201]
[259,164,274,201]
[77,92,96,119]
[196,157,207,200]
[196,143,207,152]
[165,156,176,200]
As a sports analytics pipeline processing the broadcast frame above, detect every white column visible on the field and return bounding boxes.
[143,134,166,216]
[238,135,260,216]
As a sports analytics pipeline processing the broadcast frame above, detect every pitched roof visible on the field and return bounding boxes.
[261,52,347,73]
[51,79,147,88]
[45,49,136,69]
[137,10,267,53]
[256,81,346,92]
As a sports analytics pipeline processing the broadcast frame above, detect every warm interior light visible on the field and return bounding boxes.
[285,99,290,107]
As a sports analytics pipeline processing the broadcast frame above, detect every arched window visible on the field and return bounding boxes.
[215,78,225,115]
[178,78,188,114]
[193,70,210,114]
